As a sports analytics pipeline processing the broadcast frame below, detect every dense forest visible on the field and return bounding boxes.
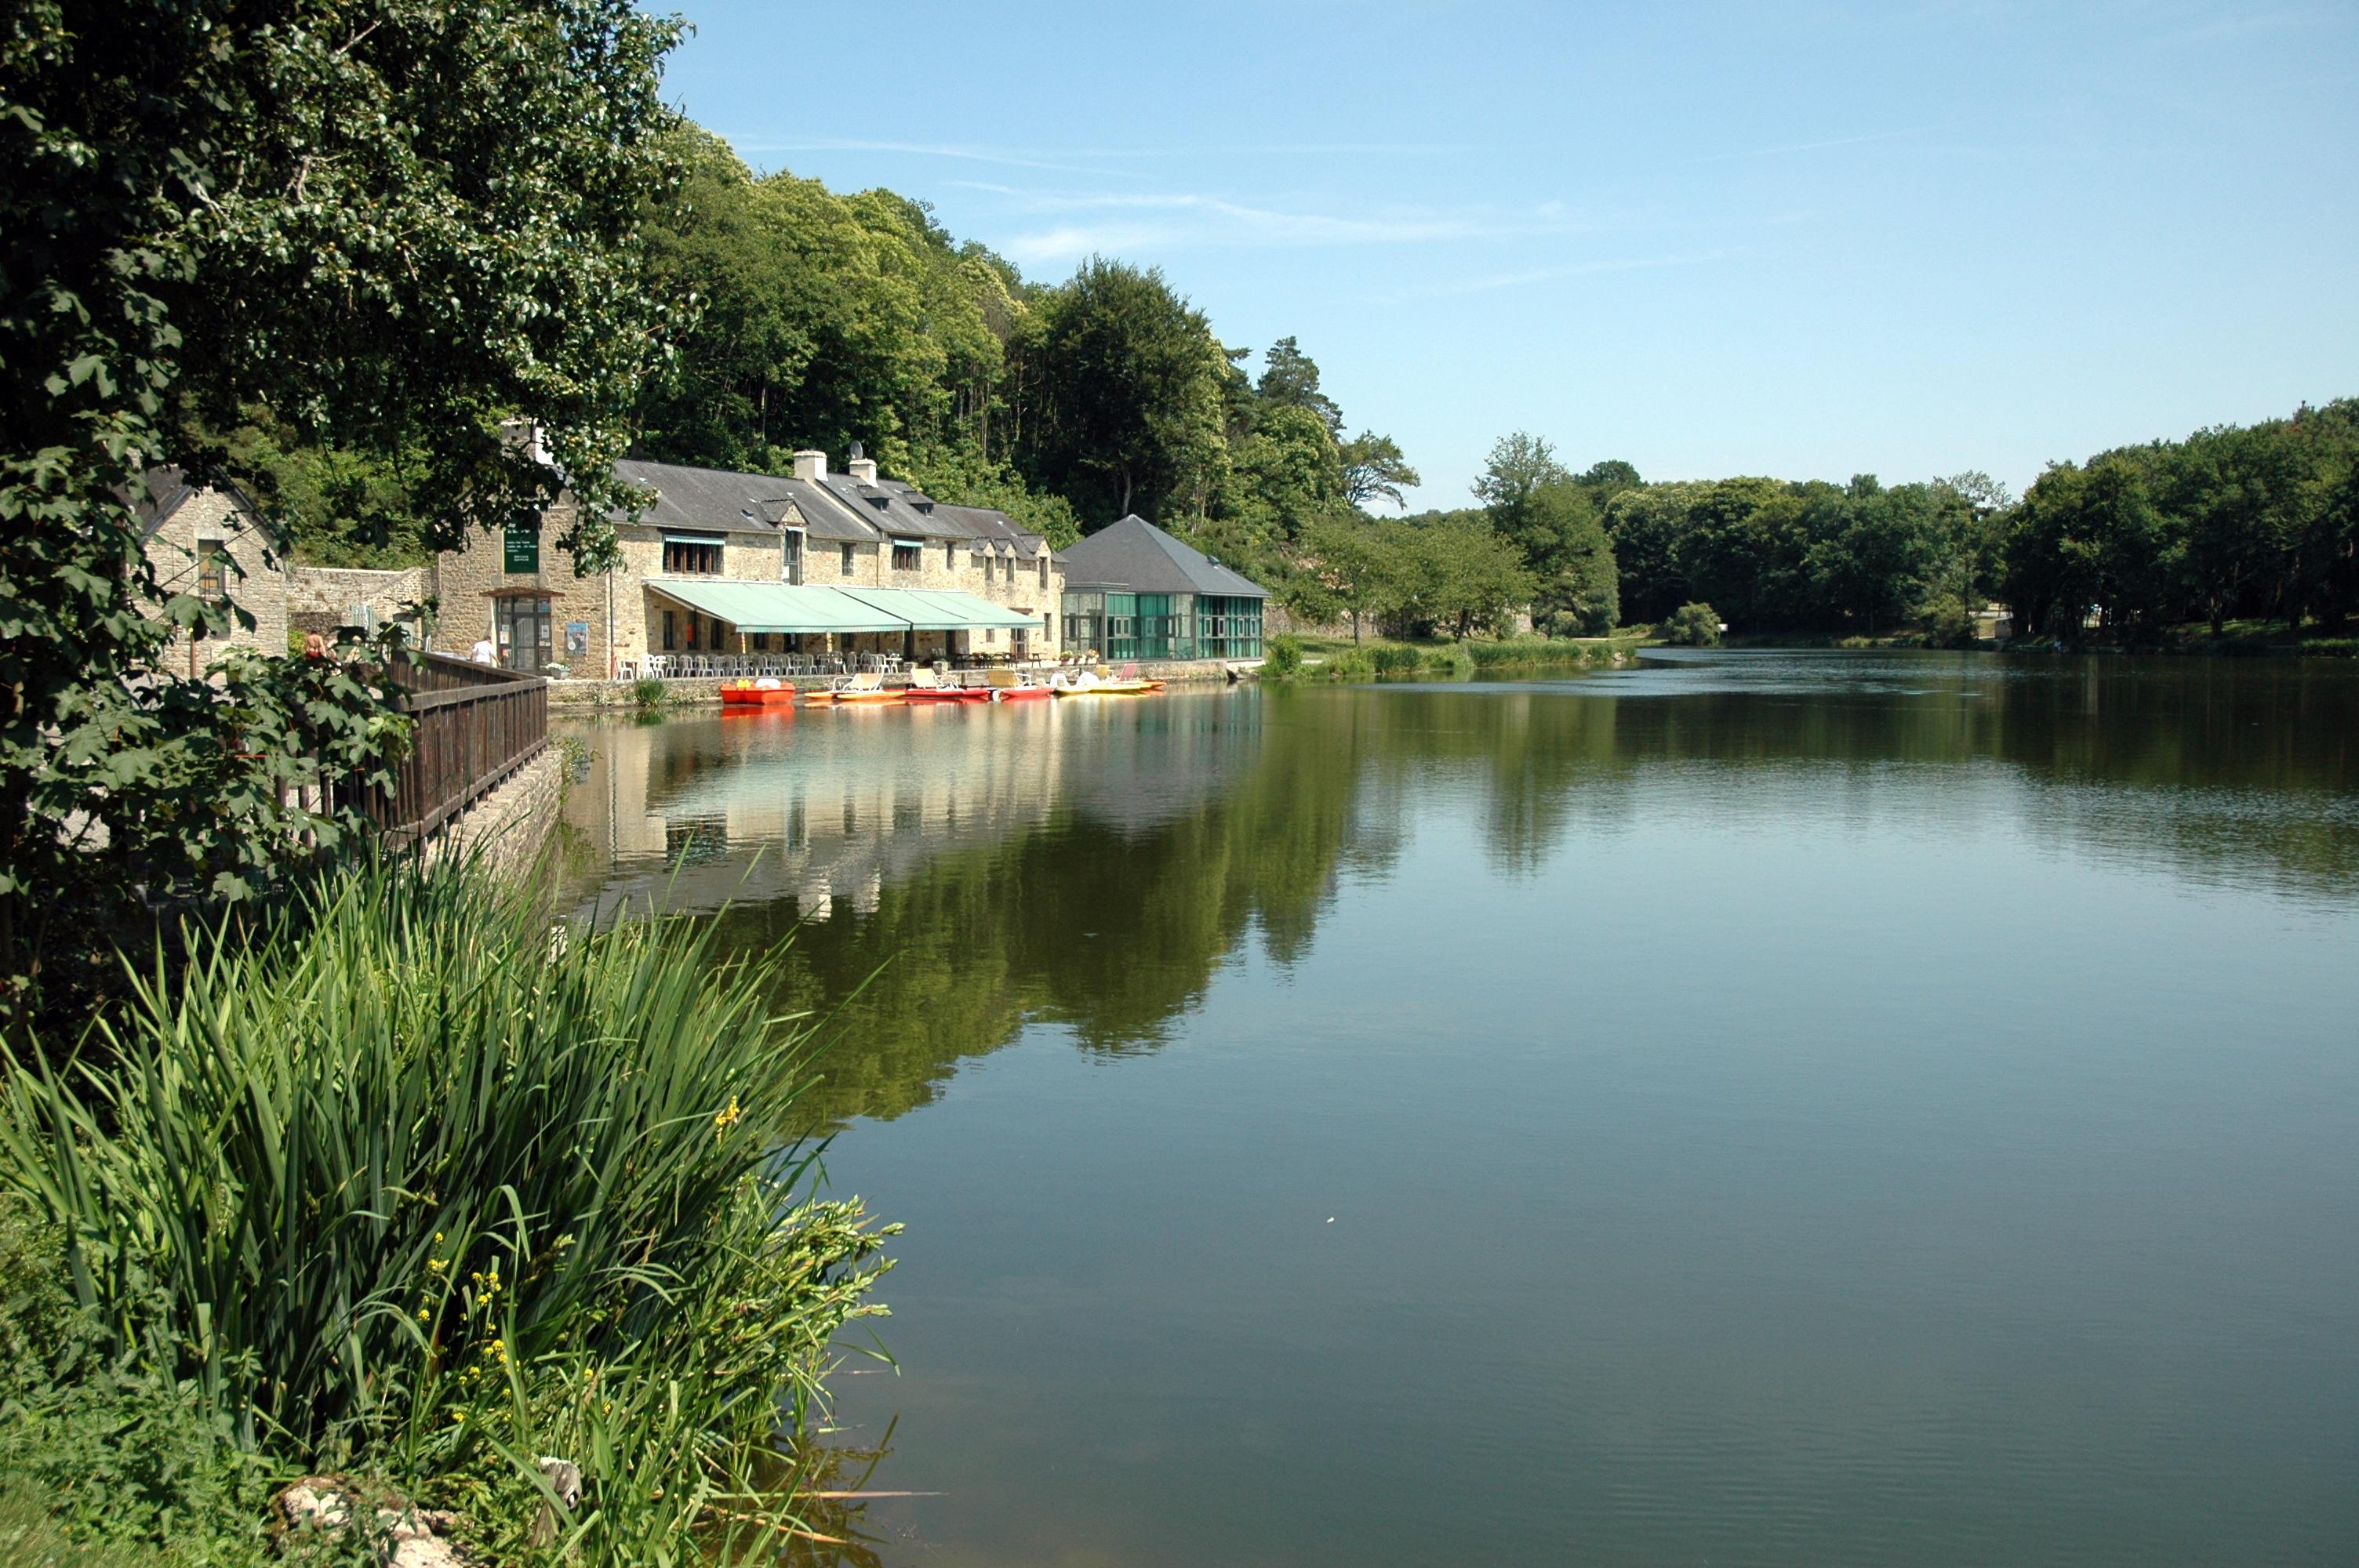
[263,120,2359,644]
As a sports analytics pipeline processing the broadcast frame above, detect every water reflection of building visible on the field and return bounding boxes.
[557,692,1271,925]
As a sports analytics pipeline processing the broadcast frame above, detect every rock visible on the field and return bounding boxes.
[276,1478,471,1568]
[530,1456,583,1545]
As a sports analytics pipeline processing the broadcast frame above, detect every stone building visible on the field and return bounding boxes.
[427,447,1066,675]
[136,469,287,675]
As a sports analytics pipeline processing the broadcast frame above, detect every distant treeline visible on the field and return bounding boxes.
[250,122,2357,644]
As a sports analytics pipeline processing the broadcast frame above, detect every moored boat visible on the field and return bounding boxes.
[720,679,796,708]
[985,669,1052,702]
[805,671,903,705]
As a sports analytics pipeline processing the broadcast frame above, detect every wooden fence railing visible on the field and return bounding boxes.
[352,652,548,842]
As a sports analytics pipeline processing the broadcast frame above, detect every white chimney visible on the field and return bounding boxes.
[846,440,878,485]
[791,449,827,482]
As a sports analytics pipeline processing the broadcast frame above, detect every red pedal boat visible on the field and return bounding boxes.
[721,679,796,708]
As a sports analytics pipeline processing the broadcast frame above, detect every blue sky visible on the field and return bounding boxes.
[662,1,2359,510]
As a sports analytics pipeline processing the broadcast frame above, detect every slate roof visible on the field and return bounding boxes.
[611,459,825,538]
[129,466,263,538]
[1054,514,1270,599]
[607,457,1052,556]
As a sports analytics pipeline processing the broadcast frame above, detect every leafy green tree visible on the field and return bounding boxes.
[896,448,1082,548]
[1472,432,1619,632]
[1665,603,1722,646]
[1013,258,1233,525]
[1255,336,1344,435]
[1299,514,1398,642]
[1339,431,1421,510]
[1238,404,1344,526]
[1472,432,1573,541]
[1,0,682,1018]
[1389,514,1536,639]
[1802,477,1947,634]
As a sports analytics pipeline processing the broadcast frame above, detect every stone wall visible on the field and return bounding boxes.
[284,564,427,636]
[424,742,565,879]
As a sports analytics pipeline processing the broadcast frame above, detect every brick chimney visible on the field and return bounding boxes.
[846,441,878,485]
[791,449,827,482]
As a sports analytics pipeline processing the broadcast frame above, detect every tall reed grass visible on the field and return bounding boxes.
[1,858,893,1564]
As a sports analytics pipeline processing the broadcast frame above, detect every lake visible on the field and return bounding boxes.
[554,652,2359,1566]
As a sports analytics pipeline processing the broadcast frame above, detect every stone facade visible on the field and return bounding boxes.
[285,564,428,637]
[427,453,1068,677]
[425,742,565,879]
[140,477,289,673]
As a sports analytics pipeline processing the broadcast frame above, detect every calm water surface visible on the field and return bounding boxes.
[556,652,2359,1566]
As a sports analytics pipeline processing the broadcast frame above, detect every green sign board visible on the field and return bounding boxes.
[502,522,540,575]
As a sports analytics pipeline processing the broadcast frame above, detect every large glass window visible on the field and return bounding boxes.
[1104,593,1140,661]
[496,594,552,672]
[663,536,722,575]
[1198,596,1263,659]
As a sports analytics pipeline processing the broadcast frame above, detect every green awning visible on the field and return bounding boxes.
[840,587,1041,631]
[644,579,907,633]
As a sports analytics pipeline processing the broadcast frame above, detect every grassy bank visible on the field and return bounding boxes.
[1718,619,2359,657]
[0,859,892,1567]
[1274,633,1645,682]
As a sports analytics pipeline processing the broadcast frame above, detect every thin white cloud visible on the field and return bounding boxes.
[2152,5,2343,46]
[721,137,1125,178]
[718,136,1474,176]
[1376,249,1754,303]
[965,185,1628,265]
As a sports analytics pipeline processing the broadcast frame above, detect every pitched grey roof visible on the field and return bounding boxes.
[607,458,1043,552]
[1055,514,1269,599]
[610,459,846,539]
[129,467,263,539]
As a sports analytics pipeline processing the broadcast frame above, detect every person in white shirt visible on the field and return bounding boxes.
[471,636,496,665]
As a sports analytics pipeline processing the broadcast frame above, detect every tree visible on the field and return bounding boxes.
[1299,515,1398,642]
[1471,432,1618,632]
[1665,603,1722,646]
[1,0,682,1019]
[1387,515,1536,640]
[1339,431,1421,510]
[1255,336,1343,436]
[1013,258,1232,525]
[1234,403,1344,539]
[1472,432,1572,540]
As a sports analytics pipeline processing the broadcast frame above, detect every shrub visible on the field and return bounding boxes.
[1664,603,1722,647]
[0,859,894,1564]
[1262,634,1303,678]
[1321,647,1376,681]
[631,677,666,710]
[1372,644,1424,675]
[1918,593,1979,648]
[1419,644,1476,679]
